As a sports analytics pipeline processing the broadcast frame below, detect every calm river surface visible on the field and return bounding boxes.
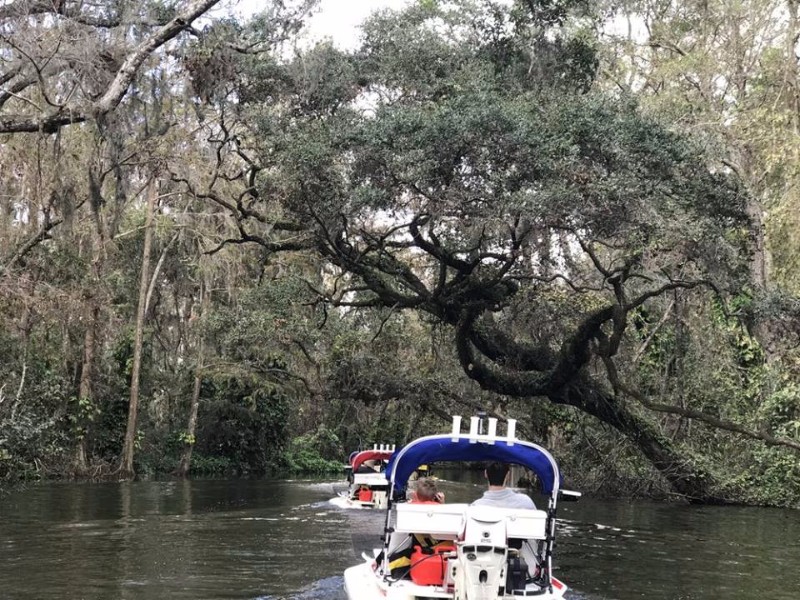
[0,478,798,600]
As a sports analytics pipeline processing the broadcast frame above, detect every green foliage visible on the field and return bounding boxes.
[195,375,290,475]
[130,427,178,476]
[759,381,800,435]
[67,396,101,440]
[746,446,800,506]
[284,427,343,474]
[188,454,236,476]
[184,18,244,102]
[0,358,73,481]
[176,431,196,446]
[234,0,790,505]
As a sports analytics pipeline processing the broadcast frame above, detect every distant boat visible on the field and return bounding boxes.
[343,415,579,599]
[330,445,395,509]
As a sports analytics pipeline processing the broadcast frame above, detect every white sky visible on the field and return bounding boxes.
[233,0,411,49]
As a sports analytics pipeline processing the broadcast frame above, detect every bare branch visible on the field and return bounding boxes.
[144,232,180,316]
[94,0,222,115]
[1,217,64,274]
[0,1,171,29]
[0,0,222,134]
[204,233,313,256]
[0,112,87,133]
[647,39,688,57]
[618,375,800,453]
[633,299,675,366]
[455,310,550,396]
[0,74,37,109]
[625,279,710,311]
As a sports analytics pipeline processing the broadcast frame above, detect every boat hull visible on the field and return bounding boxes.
[343,561,568,600]
[331,487,389,509]
[329,496,375,509]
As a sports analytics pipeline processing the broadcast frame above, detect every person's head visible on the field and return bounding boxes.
[414,477,441,502]
[485,462,510,487]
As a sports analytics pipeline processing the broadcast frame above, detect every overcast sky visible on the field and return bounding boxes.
[233,0,411,49]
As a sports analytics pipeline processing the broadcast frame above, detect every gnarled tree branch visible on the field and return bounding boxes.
[0,0,222,134]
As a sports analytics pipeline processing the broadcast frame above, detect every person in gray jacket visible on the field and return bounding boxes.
[471,462,536,509]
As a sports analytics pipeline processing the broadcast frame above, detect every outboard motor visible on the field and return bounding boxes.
[453,507,508,600]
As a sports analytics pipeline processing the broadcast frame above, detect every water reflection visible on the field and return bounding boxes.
[0,477,798,600]
[557,500,800,600]
[0,479,355,600]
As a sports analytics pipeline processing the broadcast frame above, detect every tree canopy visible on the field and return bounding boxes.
[2,0,800,506]
[203,0,770,501]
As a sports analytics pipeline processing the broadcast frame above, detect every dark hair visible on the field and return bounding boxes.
[485,462,510,486]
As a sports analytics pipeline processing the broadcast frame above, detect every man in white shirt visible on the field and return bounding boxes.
[471,462,536,509]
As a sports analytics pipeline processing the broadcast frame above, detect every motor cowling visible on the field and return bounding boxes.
[453,507,508,600]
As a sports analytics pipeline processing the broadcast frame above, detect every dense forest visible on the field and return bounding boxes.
[1,0,800,507]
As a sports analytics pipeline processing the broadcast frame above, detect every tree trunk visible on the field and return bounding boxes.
[72,303,99,476]
[175,347,204,478]
[458,320,729,502]
[556,381,726,504]
[175,279,207,478]
[72,203,105,477]
[120,180,158,479]
[745,199,768,290]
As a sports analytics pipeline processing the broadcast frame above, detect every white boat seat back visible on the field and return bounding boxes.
[499,508,548,540]
[352,472,388,486]
[394,502,468,540]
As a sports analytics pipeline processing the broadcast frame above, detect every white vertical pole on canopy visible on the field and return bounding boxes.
[451,415,462,442]
[469,416,479,442]
[506,419,517,445]
[487,417,497,444]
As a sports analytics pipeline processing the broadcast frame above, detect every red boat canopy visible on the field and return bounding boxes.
[351,450,393,472]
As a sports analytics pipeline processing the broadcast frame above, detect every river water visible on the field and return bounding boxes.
[0,478,798,600]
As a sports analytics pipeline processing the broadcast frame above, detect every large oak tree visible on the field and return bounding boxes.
[208,0,800,502]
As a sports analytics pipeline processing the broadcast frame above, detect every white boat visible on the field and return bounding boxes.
[330,446,395,509]
[343,415,577,600]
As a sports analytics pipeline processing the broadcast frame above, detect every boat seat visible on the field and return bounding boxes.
[394,502,468,539]
[394,503,548,540]
[490,507,548,540]
[352,472,388,486]
[461,506,548,543]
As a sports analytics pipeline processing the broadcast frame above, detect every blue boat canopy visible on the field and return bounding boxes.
[387,435,560,495]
